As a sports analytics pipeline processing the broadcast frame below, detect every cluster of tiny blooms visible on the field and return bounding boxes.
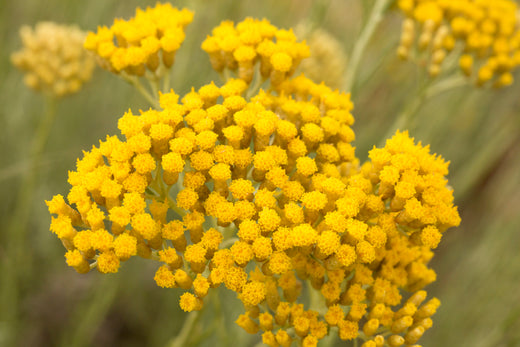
[11,22,95,97]
[47,11,461,347]
[201,18,310,85]
[296,26,347,89]
[83,3,193,77]
[397,0,520,87]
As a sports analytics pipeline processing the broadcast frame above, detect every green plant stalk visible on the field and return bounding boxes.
[162,69,171,93]
[245,66,265,100]
[168,310,202,347]
[381,74,468,143]
[147,77,161,102]
[1,95,58,345]
[59,275,119,347]
[308,0,331,31]
[453,121,518,201]
[344,0,392,93]
[122,74,161,109]
[307,280,341,347]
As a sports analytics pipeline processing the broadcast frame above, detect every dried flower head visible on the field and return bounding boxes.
[11,22,95,97]
[397,0,520,87]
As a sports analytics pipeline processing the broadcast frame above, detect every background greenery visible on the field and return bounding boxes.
[0,0,519,346]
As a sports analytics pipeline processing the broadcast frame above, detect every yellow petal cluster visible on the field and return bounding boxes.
[11,22,95,97]
[397,0,520,87]
[84,3,193,76]
[202,18,310,84]
[47,8,460,346]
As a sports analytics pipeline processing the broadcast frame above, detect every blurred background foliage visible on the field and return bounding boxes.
[0,0,519,346]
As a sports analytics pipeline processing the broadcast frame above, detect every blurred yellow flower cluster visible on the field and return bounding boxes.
[11,22,95,97]
[397,0,520,87]
[296,27,347,90]
[202,18,310,84]
[84,3,193,77]
[46,6,460,347]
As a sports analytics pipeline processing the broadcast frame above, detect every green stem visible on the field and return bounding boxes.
[453,122,518,201]
[147,77,161,102]
[381,80,431,143]
[308,0,330,31]
[122,74,161,109]
[381,74,467,143]
[167,310,202,347]
[307,280,326,315]
[219,69,232,84]
[245,66,265,100]
[344,0,392,93]
[167,195,187,218]
[220,237,239,249]
[320,327,338,347]
[424,75,467,99]
[162,69,171,93]
[60,276,119,347]
[1,95,58,345]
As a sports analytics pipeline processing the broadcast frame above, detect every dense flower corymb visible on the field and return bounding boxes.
[47,6,460,347]
[201,18,310,84]
[397,0,520,87]
[11,22,95,97]
[84,3,193,76]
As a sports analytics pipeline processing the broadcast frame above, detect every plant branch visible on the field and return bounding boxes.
[344,0,392,93]
[168,310,202,347]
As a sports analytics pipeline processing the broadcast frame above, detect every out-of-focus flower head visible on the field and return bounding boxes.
[11,22,95,97]
[202,18,310,85]
[296,25,348,89]
[397,0,520,88]
[47,8,460,346]
[84,3,193,77]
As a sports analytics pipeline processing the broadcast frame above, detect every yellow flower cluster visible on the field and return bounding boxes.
[11,22,95,97]
[296,26,348,89]
[47,11,460,347]
[397,0,520,87]
[202,18,310,84]
[84,3,193,76]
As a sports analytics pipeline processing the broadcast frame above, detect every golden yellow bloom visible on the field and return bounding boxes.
[84,3,193,76]
[11,22,95,97]
[202,18,309,84]
[47,7,460,346]
[396,0,520,87]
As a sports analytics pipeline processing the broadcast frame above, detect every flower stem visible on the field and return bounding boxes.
[381,74,467,143]
[122,73,161,109]
[167,310,202,347]
[162,69,171,93]
[61,276,119,347]
[1,95,58,345]
[245,66,265,100]
[344,0,392,93]
[453,119,518,200]
[147,75,161,102]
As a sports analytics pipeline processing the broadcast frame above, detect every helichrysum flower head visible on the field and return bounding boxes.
[11,22,95,97]
[396,0,520,87]
[47,8,460,346]
[84,3,193,76]
[202,18,310,84]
